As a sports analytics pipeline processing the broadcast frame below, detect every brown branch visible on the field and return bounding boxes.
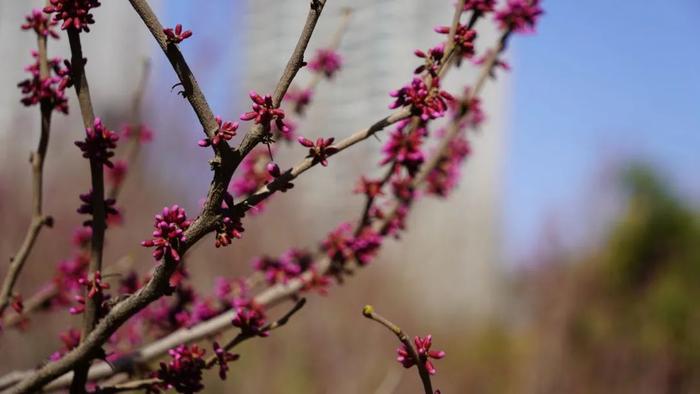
[0,32,54,317]
[362,305,433,394]
[66,26,108,394]
[6,1,328,392]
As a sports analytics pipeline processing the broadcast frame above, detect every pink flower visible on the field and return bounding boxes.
[474,50,511,78]
[75,118,119,167]
[107,160,128,189]
[163,24,192,44]
[426,134,471,197]
[322,222,354,263]
[298,136,339,166]
[155,344,206,393]
[198,116,238,147]
[351,227,382,266]
[413,45,445,76]
[43,0,101,33]
[240,91,290,134]
[464,0,496,13]
[22,9,59,39]
[435,24,477,58]
[212,342,239,380]
[495,0,543,33]
[72,226,92,248]
[231,147,273,198]
[214,192,245,248]
[396,335,446,375]
[231,299,268,335]
[354,177,384,199]
[76,189,120,226]
[308,48,343,79]
[381,123,425,176]
[141,205,191,262]
[389,77,453,121]
[78,270,109,299]
[17,52,69,114]
[121,123,153,143]
[285,87,314,115]
[252,249,311,285]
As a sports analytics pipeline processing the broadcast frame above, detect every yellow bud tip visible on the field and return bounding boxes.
[362,305,374,317]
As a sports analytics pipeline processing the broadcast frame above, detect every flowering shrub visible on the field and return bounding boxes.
[0,1,542,393]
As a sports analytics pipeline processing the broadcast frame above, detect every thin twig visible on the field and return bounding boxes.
[362,305,433,394]
[0,26,54,318]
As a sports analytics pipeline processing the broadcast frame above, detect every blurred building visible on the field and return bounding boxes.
[242,0,510,318]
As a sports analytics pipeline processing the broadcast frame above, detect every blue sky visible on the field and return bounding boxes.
[504,0,700,258]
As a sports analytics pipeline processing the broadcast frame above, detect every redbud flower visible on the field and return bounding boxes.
[252,249,310,285]
[426,134,471,197]
[156,344,206,393]
[141,205,191,262]
[215,192,245,248]
[308,48,343,79]
[43,0,101,33]
[301,269,332,296]
[212,342,240,380]
[322,222,354,263]
[49,328,81,361]
[231,299,268,335]
[107,160,128,190]
[389,77,454,121]
[413,45,445,76]
[351,227,382,266]
[266,162,281,178]
[298,136,339,167]
[121,123,153,143]
[231,147,273,197]
[396,335,445,375]
[75,118,119,167]
[354,177,384,199]
[391,177,416,202]
[76,190,120,226]
[11,295,23,314]
[381,125,425,176]
[22,9,59,39]
[17,52,69,113]
[198,116,238,147]
[495,0,543,33]
[163,23,192,44]
[464,0,496,13]
[78,270,109,299]
[285,87,314,115]
[474,50,511,78]
[240,91,290,134]
[435,24,477,58]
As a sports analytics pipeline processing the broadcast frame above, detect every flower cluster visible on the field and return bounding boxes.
[17,53,69,114]
[355,177,384,199]
[252,249,312,285]
[141,205,191,262]
[435,24,477,58]
[22,9,59,39]
[43,0,101,33]
[214,192,245,248]
[285,87,314,116]
[76,189,120,226]
[413,45,445,76]
[231,299,268,335]
[74,118,119,167]
[298,136,339,167]
[495,0,543,33]
[308,48,343,79]
[231,148,274,198]
[381,123,425,176]
[121,123,154,143]
[396,335,446,375]
[198,116,238,147]
[49,329,81,361]
[389,77,453,121]
[163,24,193,44]
[464,0,496,13]
[240,91,290,135]
[322,223,382,268]
[155,344,206,393]
[425,133,471,197]
[107,160,128,190]
[212,342,239,380]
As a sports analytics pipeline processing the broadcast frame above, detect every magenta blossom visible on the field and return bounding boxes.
[464,0,496,13]
[75,118,119,167]
[381,124,425,176]
[76,189,120,226]
[17,52,69,114]
[308,48,343,79]
[212,342,240,380]
[495,0,543,33]
[389,77,454,121]
[240,91,290,134]
[351,228,382,266]
[435,24,477,58]
[426,133,471,197]
[43,0,101,33]
[285,87,314,115]
[354,177,384,199]
[231,147,273,197]
[396,335,446,375]
[22,9,59,39]
[155,344,206,393]
[298,136,339,166]
[163,23,192,44]
[413,45,445,76]
[214,192,245,248]
[198,116,238,147]
[232,299,268,335]
[107,160,128,190]
[121,123,153,143]
[141,205,191,262]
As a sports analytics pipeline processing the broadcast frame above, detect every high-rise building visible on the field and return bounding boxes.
[242,1,509,317]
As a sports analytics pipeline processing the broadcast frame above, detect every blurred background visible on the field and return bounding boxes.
[0,0,699,393]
